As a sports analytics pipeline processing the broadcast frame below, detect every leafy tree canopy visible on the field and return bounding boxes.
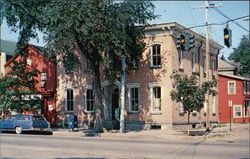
[0,50,42,111]
[170,73,217,123]
[228,35,250,75]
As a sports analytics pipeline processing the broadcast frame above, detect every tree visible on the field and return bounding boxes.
[228,35,250,75]
[1,0,156,132]
[0,48,42,113]
[170,73,217,125]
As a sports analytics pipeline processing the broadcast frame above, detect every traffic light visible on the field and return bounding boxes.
[187,34,195,50]
[177,34,186,51]
[224,27,232,48]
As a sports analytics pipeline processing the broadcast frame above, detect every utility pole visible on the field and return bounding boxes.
[193,1,222,132]
[120,55,126,133]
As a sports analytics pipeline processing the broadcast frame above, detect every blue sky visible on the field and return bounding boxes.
[1,1,249,58]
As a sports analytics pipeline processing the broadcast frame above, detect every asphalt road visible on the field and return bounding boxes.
[0,133,249,159]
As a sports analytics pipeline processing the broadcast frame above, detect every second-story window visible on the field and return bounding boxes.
[41,72,47,81]
[228,81,236,95]
[244,81,250,95]
[203,55,206,74]
[151,44,161,67]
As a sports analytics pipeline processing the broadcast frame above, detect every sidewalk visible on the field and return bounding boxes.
[52,123,250,141]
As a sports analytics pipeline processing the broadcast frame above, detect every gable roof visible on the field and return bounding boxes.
[218,58,235,72]
[0,39,17,56]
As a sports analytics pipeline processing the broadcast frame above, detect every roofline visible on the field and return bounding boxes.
[218,73,250,81]
[4,44,42,68]
[145,22,223,49]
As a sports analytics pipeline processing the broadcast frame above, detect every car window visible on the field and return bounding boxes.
[33,116,45,121]
[18,116,30,121]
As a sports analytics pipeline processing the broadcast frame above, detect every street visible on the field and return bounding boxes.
[0,133,249,159]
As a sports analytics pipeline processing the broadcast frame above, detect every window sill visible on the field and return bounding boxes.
[150,66,161,69]
[65,111,74,114]
[150,111,162,115]
[84,111,94,114]
[128,111,139,114]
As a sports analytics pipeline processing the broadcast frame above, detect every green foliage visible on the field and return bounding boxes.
[1,0,156,80]
[170,73,217,121]
[0,50,42,111]
[228,36,250,75]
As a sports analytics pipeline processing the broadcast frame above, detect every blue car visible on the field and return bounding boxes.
[0,114,52,134]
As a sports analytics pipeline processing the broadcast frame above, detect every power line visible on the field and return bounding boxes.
[213,7,249,32]
[185,15,249,30]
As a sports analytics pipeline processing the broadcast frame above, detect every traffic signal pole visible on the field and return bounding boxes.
[193,1,222,132]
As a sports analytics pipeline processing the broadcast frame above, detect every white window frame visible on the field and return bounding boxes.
[149,82,163,113]
[41,72,47,81]
[84,84,94,113]
[65,88,74,112]
[212,95,216,114]
[127,83,141,113]
[150,44,161,67]
[244,100,250,117]
[179,102,184,114]
[233,105,242,118]
[228,81,236,95]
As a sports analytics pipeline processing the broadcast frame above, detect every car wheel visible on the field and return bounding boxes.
[15,126,22,134]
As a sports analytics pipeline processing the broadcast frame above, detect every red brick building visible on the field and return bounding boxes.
[5,45,57,125]
[218,58,250,123]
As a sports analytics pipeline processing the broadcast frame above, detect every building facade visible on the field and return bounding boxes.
[0,40,17,76]
[218,58,250,123]
[56,22,222,130]
[5,45,57,125]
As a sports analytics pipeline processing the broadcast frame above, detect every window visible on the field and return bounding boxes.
[84,57,90,72]
[85,89,94,112]
[127,83,140,112]
[244,100,250,117]
[228,81,236,94]
[211,59,216,75]
[247,81,250,95]
[233,105,242,118]
[212,96,216,115]
[243,81,247,95]
[66,89,74,112]
[179,102,184,114]
[151,44,161,67]
[179,50,183,69]
[152,86,161,111]
[129,87,140,112]
[41,73,47,81]
[191,52,196,72]
[203,55,206,74]
[128,58,138,70]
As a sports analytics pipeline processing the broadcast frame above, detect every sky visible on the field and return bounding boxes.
[1,1,249,59]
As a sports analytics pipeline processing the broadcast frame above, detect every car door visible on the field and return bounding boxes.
[1,116,16,130]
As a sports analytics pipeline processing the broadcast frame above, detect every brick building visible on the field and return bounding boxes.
[5,45,57,125]
[56,22,222,130]
[218,58,250,123]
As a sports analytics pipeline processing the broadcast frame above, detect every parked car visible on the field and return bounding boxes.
[0,114,52,134]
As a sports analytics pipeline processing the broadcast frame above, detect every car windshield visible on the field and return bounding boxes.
[33,116,45,121]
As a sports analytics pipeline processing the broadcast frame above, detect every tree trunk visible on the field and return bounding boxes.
[92,64,105,133]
